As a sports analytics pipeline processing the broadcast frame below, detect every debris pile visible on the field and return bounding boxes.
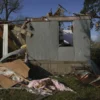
[0,59,75,96]
[0,6,99,97]
[0,13,76,96]
[72,61,100,87]
[0,59,29,88]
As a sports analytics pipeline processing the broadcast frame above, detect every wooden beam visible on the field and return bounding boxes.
[0,16,92,24]
[47,16,91,21]
[31,16,91,22]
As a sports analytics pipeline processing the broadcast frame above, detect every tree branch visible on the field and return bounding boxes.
[0,0,22,21]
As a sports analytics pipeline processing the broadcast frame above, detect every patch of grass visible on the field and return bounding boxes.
[0,89,38,100]
[43,75,100,100]
[0,75,100,100]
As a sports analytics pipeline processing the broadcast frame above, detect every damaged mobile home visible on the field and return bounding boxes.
[0,15,91,74]
[26,16,91,74]
[1,6,99,91]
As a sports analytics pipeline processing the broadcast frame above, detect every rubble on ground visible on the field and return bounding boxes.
[0,7,99,97]
[0,18,75,96]
[27,78,75,96]
[0,59,75,96]
[72,61,100,87]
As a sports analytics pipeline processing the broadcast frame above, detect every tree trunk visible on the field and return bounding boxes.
[4,0,8,21]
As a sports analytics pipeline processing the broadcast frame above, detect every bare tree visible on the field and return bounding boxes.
[0,0,23,21]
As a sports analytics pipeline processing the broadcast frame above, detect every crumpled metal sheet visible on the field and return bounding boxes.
[90,76,100,87]
[0,47,26,62]
[73,61,100,87]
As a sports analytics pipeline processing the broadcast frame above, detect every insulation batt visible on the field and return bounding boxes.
[27,78,75,96]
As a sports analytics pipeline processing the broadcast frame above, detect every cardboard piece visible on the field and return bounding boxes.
[0,75,17,89]
[0,59,29,88]
[3,59,30,78]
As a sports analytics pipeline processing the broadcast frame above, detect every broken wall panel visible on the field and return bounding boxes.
[73,19,91,61]
[58,47,74,61]
[26,21,59,60]
[26,19,90,62]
